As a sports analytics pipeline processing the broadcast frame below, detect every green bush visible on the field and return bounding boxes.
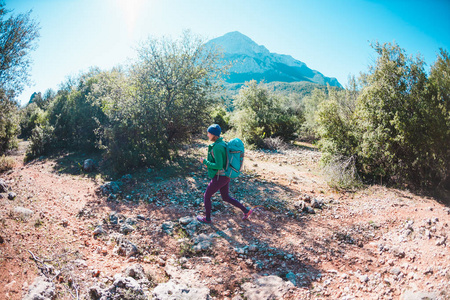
[315,43,450,189]
[97,32,224,173]
[0,91,20,154]
[231,80,302,146]
[211,106,230,133]
[19,102,46,138]
[26,124,54,160]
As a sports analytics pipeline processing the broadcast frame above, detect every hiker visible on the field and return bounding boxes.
[196,124,253,224]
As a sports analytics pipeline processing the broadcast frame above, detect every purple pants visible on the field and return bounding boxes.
[203,175,248,221]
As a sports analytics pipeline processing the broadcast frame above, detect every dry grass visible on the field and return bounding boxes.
[322,155,362,191]
[0,155,15,173]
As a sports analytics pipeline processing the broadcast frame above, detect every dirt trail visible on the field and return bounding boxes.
[0,141,449,299]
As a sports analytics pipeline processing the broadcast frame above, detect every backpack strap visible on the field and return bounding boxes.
[210,141,227,176]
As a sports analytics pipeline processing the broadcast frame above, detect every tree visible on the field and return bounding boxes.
[94,31,226,172]
[132,31,224,143]
[0,89,19,153]
[0,2,39,154]
[231,80,301,146]
[427,49,450,188]
[0,2,40,96]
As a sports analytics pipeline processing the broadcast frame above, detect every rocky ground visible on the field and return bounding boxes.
[0,140,449,300]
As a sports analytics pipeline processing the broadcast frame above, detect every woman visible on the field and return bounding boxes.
[197,124,253,224]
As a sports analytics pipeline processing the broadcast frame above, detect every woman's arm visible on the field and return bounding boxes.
[203,145,224,170]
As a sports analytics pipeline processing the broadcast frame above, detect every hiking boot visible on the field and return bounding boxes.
[196,216,212,224]
[242,208,254,221]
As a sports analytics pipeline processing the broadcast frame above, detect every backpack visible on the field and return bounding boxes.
[212,138,245,178]
[223,138,245,178]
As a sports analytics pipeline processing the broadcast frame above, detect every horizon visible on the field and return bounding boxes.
[5,0,450,106]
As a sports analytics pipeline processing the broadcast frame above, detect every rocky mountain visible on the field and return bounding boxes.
[206,31,342,87]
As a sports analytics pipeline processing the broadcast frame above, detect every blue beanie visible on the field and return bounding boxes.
[207,124,221,137]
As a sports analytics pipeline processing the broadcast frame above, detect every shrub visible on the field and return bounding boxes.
[97,32,225,173]
[231,80,301,146]
[25,125,54,160]
[261,137,290,152]
[315,43,450,189]
[0,155,15,173]
[322,155,362,191]
[0,91,20,154]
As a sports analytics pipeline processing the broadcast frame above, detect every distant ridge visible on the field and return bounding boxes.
[206,31,342,87]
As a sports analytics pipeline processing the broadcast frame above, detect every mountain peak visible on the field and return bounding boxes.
[206,32,342,87]
[208,31,270,56]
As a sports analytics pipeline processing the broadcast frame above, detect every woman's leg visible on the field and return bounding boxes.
[219,177,248,214]
[203,176,222,221]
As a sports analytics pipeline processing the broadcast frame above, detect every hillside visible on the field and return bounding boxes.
[0,141,449,299]
[207,31,342,88]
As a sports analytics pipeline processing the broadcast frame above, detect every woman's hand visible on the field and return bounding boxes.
[199,158,204,165]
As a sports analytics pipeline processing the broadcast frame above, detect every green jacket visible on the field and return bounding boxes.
[203,137,227,178]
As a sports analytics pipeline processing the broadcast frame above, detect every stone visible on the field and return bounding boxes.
[390,267,402,276]
[305,206,316,214]
[83,159,95,172]
[400,289,438,300]
[125,217,137,225]
[8,192,16,200]
[13,207,33,219]
[235,247,246,255]
[179,216,193,226]
[88,285,104,299]
[193,234,213,252]
[120,223,135,234]
[136,214,146,220]
[93,225,105,236]
[436,236,447,246]
[0,179,8,193]
[23,276,55,300]
[391,247,405,258]
[248,244,258,252]
[185,220,200,237]
[109,213,119,225]
[152,280,210,300]
[242,275,294,300]
[161,221,175,235]
[112,235,138,257]
[311,198,323,209]
[286,272,296,286]
[294,200,306,211]
[99,181,121,196]
[88,264,151,300]
[120,174,133,183]
[359,274,369,283]
[153,259,210,299]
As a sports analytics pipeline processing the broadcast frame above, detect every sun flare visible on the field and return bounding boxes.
[116,0,146,36]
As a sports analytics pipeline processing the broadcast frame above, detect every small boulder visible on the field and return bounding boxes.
[120,224,135,234]
[8,192,16,200]
[83,159,95,172]
[93,225,105,236]
[179,216,193,226]
[311,198,323,209]
[23,276,55,300]
[242,275,294,300]
[161,221,175,235]
[13,207,33,219]
[152,280,210,300]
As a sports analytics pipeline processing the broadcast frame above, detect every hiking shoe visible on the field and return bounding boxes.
[196,216,211,224]
[242,208,254,221]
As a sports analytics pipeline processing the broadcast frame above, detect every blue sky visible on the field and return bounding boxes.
[5,0,450,106]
